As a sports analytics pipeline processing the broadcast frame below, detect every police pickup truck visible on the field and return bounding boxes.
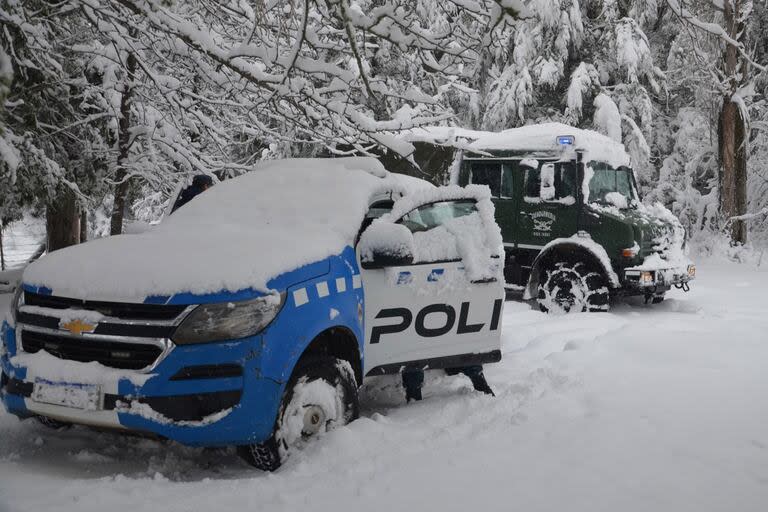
[1,158,504,470]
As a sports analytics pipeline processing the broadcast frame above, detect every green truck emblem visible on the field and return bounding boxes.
[531,211,555,234]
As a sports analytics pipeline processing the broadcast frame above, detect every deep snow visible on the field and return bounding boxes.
[1,260,767,512]
[21,158,413,302]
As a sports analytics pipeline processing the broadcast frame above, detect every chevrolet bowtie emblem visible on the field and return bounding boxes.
[60,319,96,335]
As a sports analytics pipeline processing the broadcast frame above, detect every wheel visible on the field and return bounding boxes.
[238,356,359,471]
[537,261,609,313]
[651,293,665,304]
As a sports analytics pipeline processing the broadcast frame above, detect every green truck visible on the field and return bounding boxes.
[403,123,695,313]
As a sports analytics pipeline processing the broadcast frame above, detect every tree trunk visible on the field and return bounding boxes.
[110,37,138,236]
[79,208,88,243]
[718,0,749,245]
[46,188,80,252]
[0,222,5,271]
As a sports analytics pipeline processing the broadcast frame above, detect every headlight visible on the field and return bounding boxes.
[9,285,23,325]
[172,292,285,345]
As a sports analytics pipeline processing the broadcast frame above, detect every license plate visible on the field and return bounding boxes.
[32,379,101,411]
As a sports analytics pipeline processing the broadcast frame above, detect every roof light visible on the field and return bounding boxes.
[557,135,575,146]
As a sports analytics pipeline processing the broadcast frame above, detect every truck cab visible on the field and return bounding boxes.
[454,123,695,313]
[1,158,504,470]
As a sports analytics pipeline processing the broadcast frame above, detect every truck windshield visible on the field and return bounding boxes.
[587,163,638,206]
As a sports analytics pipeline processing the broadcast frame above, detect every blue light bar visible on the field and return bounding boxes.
[557,135,575,146]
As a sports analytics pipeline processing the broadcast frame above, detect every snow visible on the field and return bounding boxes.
[9,351,154,387]
[21,158,416,302]
[401,123,632,169]
[277,377,344,459]
[593,93,622,142]
[469,123,631,169]
[607,201,690,272]
[604,191,628,209]
[0,215,46,272]
[378,184,504,282]
[18,306,106,325]
[115,401,234,428]
[1,259,767,511]
[359,223,415,264]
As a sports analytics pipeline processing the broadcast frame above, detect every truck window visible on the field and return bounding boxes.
[399,200,477,234]
[524,162,576,203]
[470,163,513,198]
[398,199,481,264]
[587,163,638,204]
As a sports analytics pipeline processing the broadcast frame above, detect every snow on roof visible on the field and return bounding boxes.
[400,126,491,145]
[23,158,419,302]
[400,123,631,169]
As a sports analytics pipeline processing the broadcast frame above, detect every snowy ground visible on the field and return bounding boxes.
[1,260,767,512]
[0,216,46,271]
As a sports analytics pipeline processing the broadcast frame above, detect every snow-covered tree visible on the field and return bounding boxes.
[463,0,663,185]
[664,0,766,244]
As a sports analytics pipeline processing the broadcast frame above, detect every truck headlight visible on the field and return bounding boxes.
[687,264,696,278]
[173,292,285,345]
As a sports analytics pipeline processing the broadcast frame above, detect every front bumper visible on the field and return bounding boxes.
[623,263,696,291]
[0,321,282,446]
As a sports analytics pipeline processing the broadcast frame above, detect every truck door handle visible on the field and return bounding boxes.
[471,277,497,284]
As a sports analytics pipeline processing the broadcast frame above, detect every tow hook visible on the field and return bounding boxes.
[675,282,690,292]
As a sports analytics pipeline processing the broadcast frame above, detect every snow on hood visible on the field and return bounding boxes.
[23,158,411,302]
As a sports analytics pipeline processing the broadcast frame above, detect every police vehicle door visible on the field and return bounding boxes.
[360,197,504,376]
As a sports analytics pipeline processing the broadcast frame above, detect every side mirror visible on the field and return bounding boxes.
[359,222,415,269]
[540,163,555,200]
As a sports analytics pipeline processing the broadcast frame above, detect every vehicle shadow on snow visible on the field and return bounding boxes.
[0,364,559,482]
[0,416,250,481]
[610,294,702,315]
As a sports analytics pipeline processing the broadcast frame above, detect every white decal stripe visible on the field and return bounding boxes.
[293,288,309,307]
[517,243,546,250]
[335,277,347,293]
[352,274,362,289]
[316,281,330,298]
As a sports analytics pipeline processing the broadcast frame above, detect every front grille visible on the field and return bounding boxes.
[24,292,186,321]
[21,330,162,370]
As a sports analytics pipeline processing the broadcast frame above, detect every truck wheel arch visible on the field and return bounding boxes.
[524,239,619,299]
[288,326,363,386]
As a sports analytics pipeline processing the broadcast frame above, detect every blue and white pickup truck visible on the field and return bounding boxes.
[1,158,504,470]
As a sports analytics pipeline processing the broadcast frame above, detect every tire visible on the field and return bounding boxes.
[537,261,610,313]
[651,293,665,304]
[238,356,359,471]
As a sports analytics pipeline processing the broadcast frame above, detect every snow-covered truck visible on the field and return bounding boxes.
[403,123,695,313]
[0,158,504,470]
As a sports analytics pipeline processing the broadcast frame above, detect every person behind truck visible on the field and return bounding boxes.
[402,365,495,402]
[171,174,214,213]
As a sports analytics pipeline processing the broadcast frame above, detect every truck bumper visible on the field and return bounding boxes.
[0,321,282,447]
[623,263,696,292]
